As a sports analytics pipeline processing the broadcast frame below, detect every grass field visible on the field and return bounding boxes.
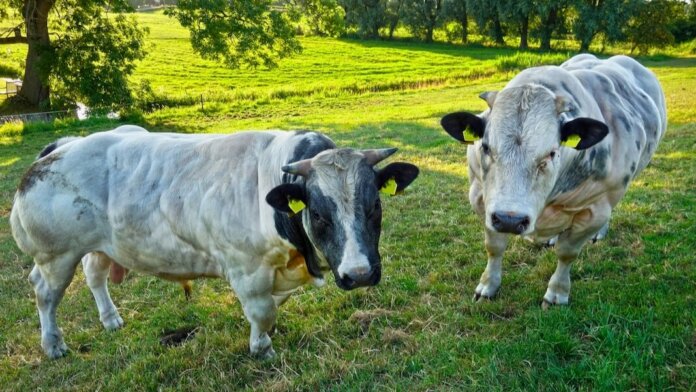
[0,11,695,391]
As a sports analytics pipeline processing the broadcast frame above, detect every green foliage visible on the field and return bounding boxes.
[166,0,302,69]
[1,15,696,389]
[572,0,639,51]
[441,0,469,43]
[467,0,506,44]
[401,0,445,42]
[286,0,346,37]
[340,0,388,38]
[669,1,696,43]
[49,3,147,110]
[626,0,680,54]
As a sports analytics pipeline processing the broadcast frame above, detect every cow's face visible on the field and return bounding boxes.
[267,149,419,290]
[441,86,608,235]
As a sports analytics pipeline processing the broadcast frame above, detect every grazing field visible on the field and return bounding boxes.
[0,11,695,391]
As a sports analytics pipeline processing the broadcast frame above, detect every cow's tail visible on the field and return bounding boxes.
[37,136,81,159]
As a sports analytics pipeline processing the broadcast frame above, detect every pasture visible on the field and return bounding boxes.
[0,11,695,391]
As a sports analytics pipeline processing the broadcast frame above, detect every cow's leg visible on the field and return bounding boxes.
[228,268,277,359]
[82,252,123,331]
[29,253,81,359]
[591,221,610,243]
[474,229,509,301]
[543,206,611,308]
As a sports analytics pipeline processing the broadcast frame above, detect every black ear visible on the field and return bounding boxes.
[440,112,485,144]
[560,117,609,150]
[376,162,419,195]
[266,183,306,214]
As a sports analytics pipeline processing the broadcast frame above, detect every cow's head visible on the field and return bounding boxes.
[266,148,419,290]
[441,85,608,235]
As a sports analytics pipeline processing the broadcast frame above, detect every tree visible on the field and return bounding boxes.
[442,0,468,43]
[401,0,444,42]
[501,0,533,50]
[285,0,346,37]
[535,0,569,51]
[468,0,505,45]
[166,1,301,68]
[0,0,300,109]
[626,0,679,54]
[385,0,405,39]
[572,0,638,52]
[341,0,388,38]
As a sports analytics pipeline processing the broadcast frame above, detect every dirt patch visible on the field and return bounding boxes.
[349,308,393,333]
[159,326,198,347]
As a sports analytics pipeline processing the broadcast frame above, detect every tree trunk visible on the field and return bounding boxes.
[493,12,504,45]
[460,7,468,43]
[580,38,591,52]
[519,15,528,50]
[426,25,434,42]
[18,0,54,108]
[540,7,557,51]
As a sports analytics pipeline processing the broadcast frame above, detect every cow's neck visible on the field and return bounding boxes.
[273,201,324,278]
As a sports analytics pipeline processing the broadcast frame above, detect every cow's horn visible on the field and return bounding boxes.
[361,148,398,166]
[282,159,312,176]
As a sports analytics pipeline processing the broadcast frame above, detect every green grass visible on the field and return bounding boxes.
[0,10,695,391]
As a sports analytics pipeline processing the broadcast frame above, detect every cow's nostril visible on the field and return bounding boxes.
[492,213,501,226]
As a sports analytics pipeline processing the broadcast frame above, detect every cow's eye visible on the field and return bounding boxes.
[481,143,490,155]
[311,210,329,225]
[549,151,556,159]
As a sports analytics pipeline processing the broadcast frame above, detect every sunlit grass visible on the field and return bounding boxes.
[0,10,694,392]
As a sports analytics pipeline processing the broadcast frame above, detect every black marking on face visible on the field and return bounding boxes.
[306,187,346,271]
[647,142,653,153]
[623,175,630,187]
[636,140,641,151]
[273,133,336,277]
[630,162,636,173]
[592,147,609,179]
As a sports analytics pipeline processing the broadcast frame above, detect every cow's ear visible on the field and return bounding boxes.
[440,112,485,145]
[559,117,609,150]
[376,162,419,196]
[266,183,306,215]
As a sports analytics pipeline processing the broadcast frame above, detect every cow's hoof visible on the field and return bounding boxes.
[541,297,569,310]
[473,282,499,302]
[102,314,124,331]
[253,346,276,360]
[472,293,494,302]
[43,340,69,359]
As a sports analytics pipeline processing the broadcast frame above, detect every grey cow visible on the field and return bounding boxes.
[440,54,666,307]
[11,126,419,359]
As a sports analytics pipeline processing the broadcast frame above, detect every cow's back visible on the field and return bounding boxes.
[562,55,666,175]
[10,128,328,272]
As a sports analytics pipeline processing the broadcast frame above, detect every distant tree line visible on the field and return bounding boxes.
[286,0,696,52]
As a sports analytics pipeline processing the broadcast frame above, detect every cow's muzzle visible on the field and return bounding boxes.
[491,211,530,234]
[337,264,381,290]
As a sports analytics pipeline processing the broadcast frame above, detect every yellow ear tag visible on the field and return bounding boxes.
[463,127,481,144]
[561,134,581,148]
[288,199,306,214]
[380,178,398,196]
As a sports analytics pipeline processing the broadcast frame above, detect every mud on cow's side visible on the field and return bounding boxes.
[11,126,419,359]
[440,54,666,307]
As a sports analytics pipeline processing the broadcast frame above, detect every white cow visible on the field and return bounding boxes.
[441,54,666,307]
[11,126,419,359]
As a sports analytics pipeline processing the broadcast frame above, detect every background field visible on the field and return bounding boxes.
[0,11,694,391]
